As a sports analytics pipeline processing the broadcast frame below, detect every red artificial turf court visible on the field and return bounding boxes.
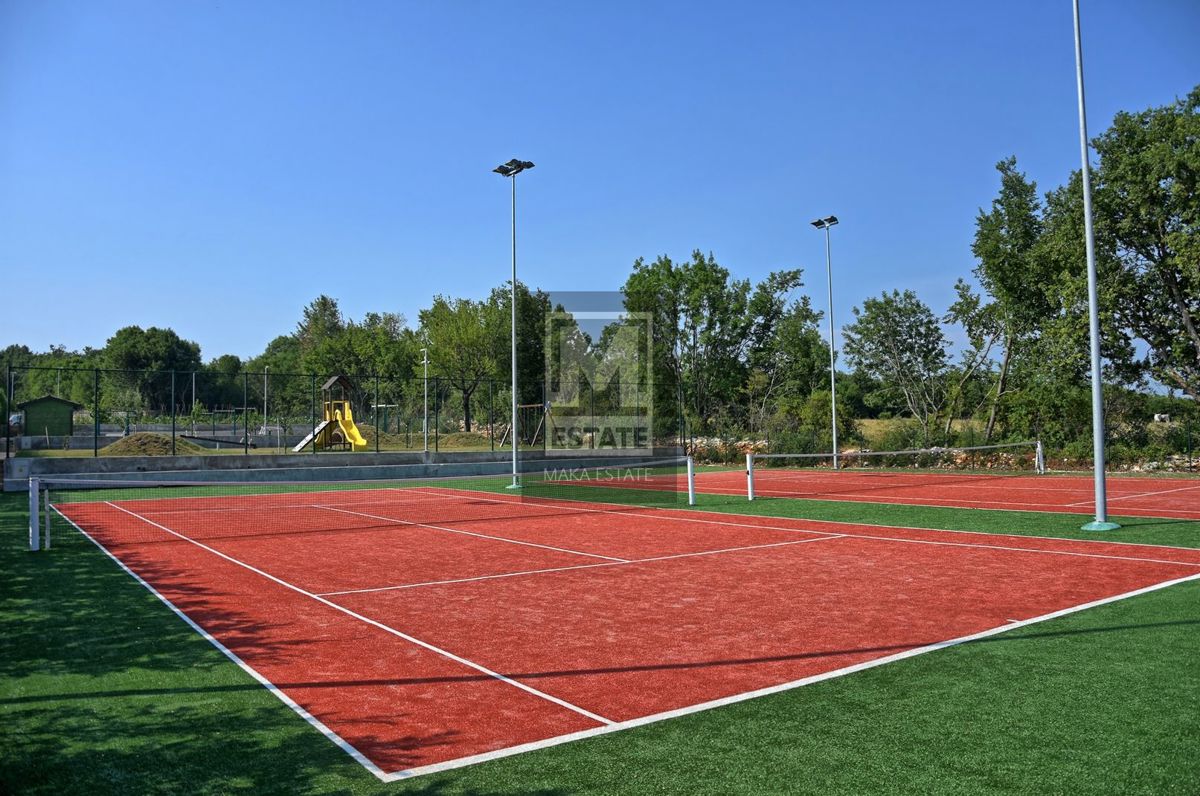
[55,485,1200,782]
[694,468,1200,519]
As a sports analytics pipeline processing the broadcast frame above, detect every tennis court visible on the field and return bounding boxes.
[40,467,1200,782]
[703,462,1200,520]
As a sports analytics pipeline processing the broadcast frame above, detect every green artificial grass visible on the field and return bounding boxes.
[2,486,1198,794]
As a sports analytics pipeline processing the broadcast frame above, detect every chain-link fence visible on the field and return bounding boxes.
[4,365,675,458]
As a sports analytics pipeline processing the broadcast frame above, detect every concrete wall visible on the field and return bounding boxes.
[3,447,684,491]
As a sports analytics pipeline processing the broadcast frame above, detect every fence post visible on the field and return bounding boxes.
[374,373,380,453]
[589,380,595,450]
[93,369,100,457]
[489,379,495,452]
[4,363,11,460]
[433,376,439,453]
[243,372,249,454]
[310,374,317,455]
[170,370,176,456]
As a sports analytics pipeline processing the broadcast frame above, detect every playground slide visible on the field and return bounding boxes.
[292,419,333,453]
[336,411,369,451]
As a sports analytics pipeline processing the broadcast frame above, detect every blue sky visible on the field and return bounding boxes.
[2,0,1197,360]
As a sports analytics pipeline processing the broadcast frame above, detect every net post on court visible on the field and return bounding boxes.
[28,476,40,551]
[686,456,695,506]
[747,453,756,502]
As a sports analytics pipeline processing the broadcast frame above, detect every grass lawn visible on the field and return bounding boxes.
[2,487,1197,795]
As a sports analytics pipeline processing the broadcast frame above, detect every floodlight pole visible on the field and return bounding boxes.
[421,347,429,453]
[1073,0,1118,531]
[812,216,840,469]
[263,365,268,438]
[494,159,535,489]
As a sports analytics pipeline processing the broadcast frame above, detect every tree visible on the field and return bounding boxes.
[419,296,503,431]
[1093,86,1200,400]
[621,251,802,436]
[103,326,202,410]
[970,157,1052,439]
[843,290,950,444]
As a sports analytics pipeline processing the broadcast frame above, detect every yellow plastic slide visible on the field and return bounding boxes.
[335,408,369,451]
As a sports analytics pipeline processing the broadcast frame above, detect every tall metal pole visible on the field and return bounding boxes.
[824,224,839,469]
[262,365,268,439]
[509,174,520,488]
[422,347,429,453]
[1074,0,1119,531]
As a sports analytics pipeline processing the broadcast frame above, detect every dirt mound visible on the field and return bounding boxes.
[437,432,492,449]
[101,433,207,457]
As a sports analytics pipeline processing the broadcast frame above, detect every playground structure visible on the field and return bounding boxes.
[497,402,549,448]
[292,376,369,452]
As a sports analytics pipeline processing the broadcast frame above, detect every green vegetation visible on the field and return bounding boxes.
[2,486,1197,794]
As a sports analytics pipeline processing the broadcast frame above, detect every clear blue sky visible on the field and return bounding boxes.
[2,0,1197,360]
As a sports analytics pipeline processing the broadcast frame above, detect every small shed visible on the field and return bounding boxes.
[17,395,84,437]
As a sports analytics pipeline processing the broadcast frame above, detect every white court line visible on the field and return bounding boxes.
[57,501,1200,782]
[727,484,1200,518]
[315,504,628,563]
[103,502,616,730]
[410,487,1200,568]
[381,570,1200,781]
[51,507,393,783]
[316,535,846,597]
[749,471,1096,494]
[1066,482,1200,507]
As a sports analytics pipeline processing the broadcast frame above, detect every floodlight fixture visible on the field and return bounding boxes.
[493,159,535,177]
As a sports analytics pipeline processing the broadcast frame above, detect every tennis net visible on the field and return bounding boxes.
[746,441,1045,500]
[27,456,695,551]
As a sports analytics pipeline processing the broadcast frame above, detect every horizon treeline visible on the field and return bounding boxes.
[5,87,1197,459]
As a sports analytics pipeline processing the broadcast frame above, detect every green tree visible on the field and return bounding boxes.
[103,326,202,410]
[843,290,950,444]
[1093,86,1200,400]
[969,157,1052,439]
[420,296,503,431]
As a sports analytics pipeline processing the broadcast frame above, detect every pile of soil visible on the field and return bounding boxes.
[101,433,207,457]
[436,432,492,449]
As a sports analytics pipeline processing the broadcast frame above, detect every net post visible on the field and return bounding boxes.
[1036,440,1046,475]
[28,477,40,551]
[43,483,51,549]
[686,456,696,506]
[746,453,755,501]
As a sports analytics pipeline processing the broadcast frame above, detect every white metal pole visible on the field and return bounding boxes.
[686,456,696,506]
[422,348,429,453]
[746,453,755,501]
[28,476,39,551]
[509,174,520,489]
[825,224,839,469]
[1073,0,1118,531]
[263,365,268,438]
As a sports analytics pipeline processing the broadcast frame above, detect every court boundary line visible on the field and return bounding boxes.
[381,570,1200,780]
[402,482,1200,553]
[51,507,393,782]
[1066,482,1200,506]
[316,535,846,597]
[51,501,1200,781]
[314,504,628,562]
[102,502,617,728]
[411,487,1200,568]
